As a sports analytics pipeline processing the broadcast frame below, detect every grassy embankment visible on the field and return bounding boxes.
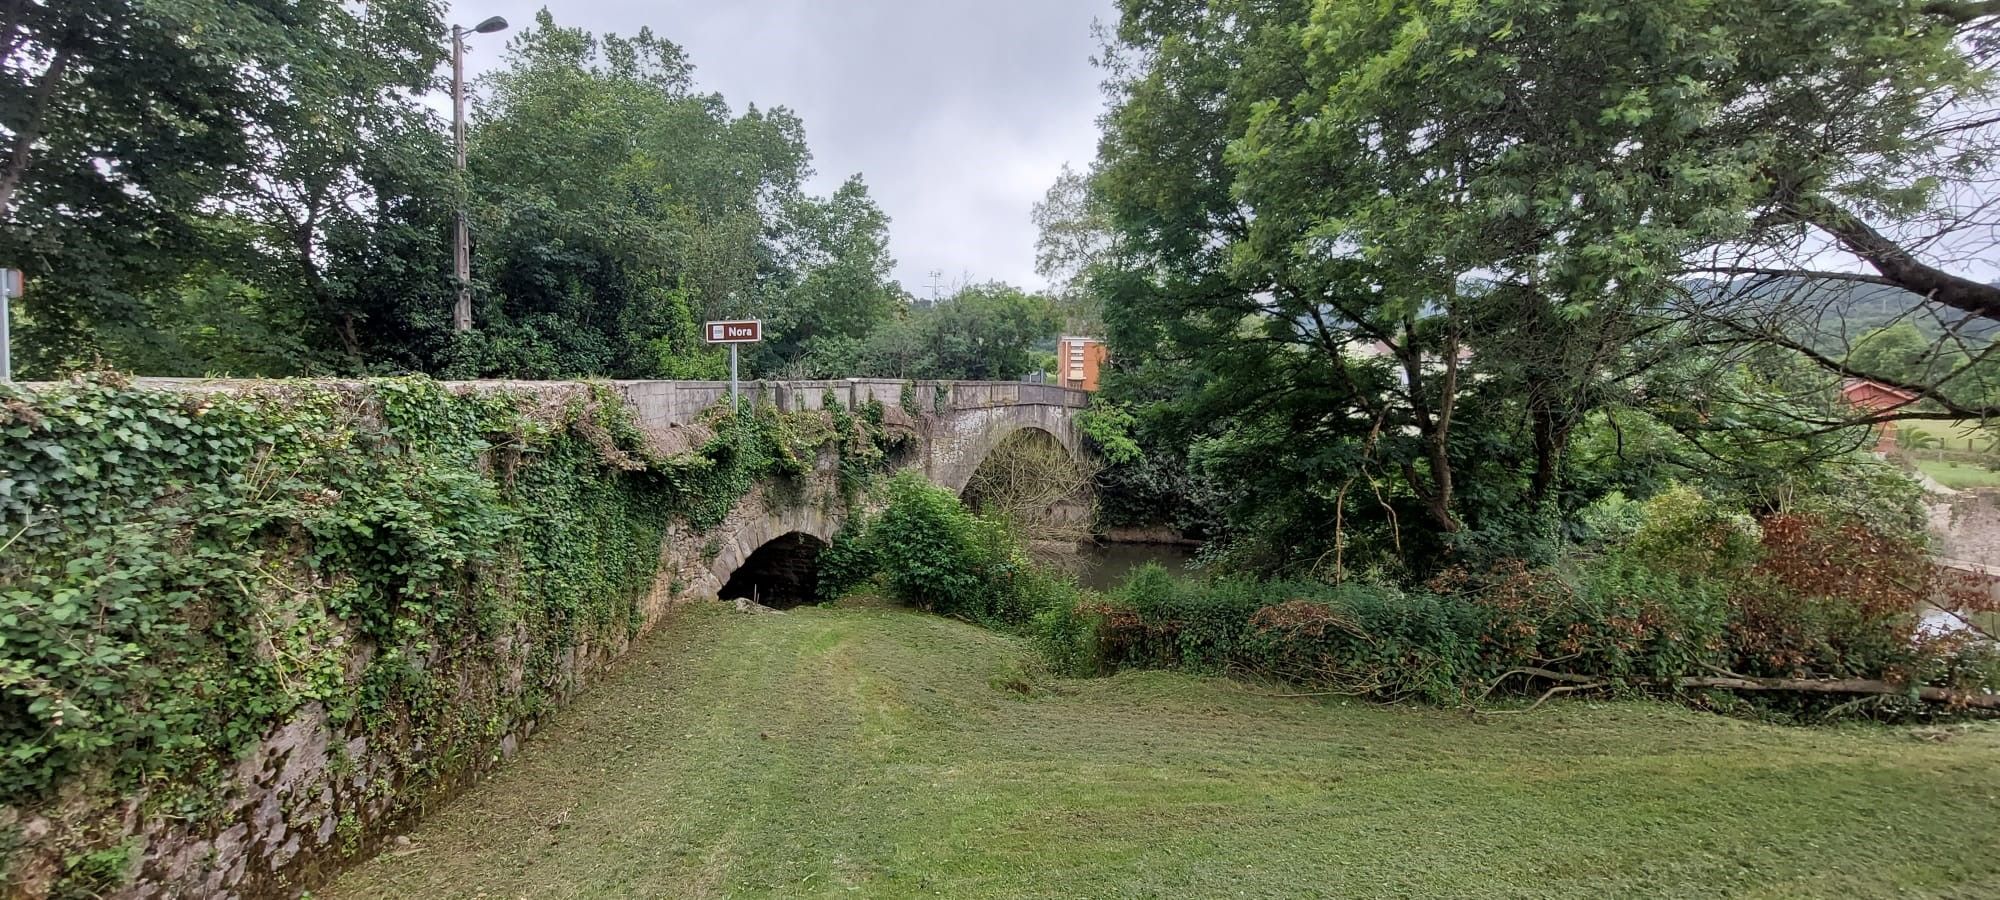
[1916,458,2000,490]
[1906,420,2000,489]
[328,599,2000,899]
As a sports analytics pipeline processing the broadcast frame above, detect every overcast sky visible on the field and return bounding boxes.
[445,1,1117,297]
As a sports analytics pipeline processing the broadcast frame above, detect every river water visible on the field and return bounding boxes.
[1069,541,1201,592]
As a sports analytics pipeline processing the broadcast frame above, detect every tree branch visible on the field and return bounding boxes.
[1487,667,2000,711]
[1791,193,2000,323]
[1712,322,2000,420]
[1921,0,2000,23]
[1683,267,1898,288]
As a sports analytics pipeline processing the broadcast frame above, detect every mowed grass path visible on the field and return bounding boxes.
[327,601,2000,899]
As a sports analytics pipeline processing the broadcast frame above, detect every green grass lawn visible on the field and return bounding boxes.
[1915,458,2000,490]
[1905,419,1997,454]
[325,600,2000,900]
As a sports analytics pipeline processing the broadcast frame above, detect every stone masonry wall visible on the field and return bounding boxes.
[3,378,1089,899]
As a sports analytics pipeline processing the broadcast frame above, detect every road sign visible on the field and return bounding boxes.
[0,268,19,383]
[704,320,762,343]
[705,320,763,412]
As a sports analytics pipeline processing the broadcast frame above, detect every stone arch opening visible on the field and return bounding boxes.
[719,531,829,610]
[960,426,1094,534]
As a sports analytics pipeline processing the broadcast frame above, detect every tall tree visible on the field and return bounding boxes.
[926,282,1060,381]
[757,176,902,374]
[221,0,448,365]
[1085,0,1971,568]
[0,0,452,376]
[0,0,280,372]
[1031,163,1115,332]
[456,10,891,379]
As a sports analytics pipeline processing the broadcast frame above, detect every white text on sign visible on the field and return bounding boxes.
[704,320,762,343]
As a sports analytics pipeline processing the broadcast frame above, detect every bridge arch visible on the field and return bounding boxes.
[719,531,829,609]
[707,505,843,607]
[931,404,1088,496]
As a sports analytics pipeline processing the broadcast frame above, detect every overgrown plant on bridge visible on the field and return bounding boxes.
[0,375,896,896]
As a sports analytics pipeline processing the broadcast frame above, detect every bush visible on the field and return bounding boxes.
[833,471,1076,625]
[1729,513,1933,681]
[872,472,1007,618]
[1570,554,1731,681]
[1624,483,1762,575]
[1048,567,1483,703]
[1031,598,1106,677]
[1032,523,2000,718]
[1244,586,1483,704]
[1573,491,1645,546]
[815,522,879,602]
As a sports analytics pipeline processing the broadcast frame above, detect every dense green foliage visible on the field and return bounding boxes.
[5,7,1066,385]
[1035,486,2000,717]
[798,283,1062,382]
[4,0,450,375]
[447,14,895,379]
[821,473,1074,626]
[817,472,1080,630]
[1062,0,2000,575]
[0,376,880,813]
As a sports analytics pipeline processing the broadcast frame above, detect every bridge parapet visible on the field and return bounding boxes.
[612,378,1088,427]
[25,375,1092,494]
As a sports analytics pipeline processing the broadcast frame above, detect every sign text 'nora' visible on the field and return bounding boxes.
[704,320,762,344]
[705,319,763,410]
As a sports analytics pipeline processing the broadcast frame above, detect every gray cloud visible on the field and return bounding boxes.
[447,0,1115,294]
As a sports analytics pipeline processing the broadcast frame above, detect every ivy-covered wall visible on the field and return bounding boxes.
[0,375,891,899]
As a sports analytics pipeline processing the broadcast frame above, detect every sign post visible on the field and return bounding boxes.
[703,319,763,412]
[0,268,20,383]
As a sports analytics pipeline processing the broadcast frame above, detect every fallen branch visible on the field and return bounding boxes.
[1481,681,1606,716]
[1673,675,2000,710]
[1487,667,2000,711]
[1479,666,1599,702]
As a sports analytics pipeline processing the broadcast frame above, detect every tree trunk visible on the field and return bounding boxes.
[1674,674,2000,709]
[0,47,70,223]
[1398,320,1462,534]
[1527,395,1575,506]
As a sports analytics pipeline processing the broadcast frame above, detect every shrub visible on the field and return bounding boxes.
[815,521,880,602]
[872,472,1002,617]
[842,471,1069,625]
[1030,597,1107,676]
[1625,483,1762,575]
[1570,554,1730,681]
[1039,533,1999,718]
[1057,568,1483,703]
[1242,586,1483,704]
[1573,491,1645,546]
[1729,513,1932,680]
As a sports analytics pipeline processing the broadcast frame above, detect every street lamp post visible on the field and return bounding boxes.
[451,14,508,333]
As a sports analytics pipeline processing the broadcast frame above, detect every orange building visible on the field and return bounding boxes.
[1841,378,1919,453]
[1058,336,1107,391]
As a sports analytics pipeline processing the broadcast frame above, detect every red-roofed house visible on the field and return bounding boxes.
[1841,379,1920,453]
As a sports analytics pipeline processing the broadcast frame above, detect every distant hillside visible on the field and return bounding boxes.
[1684,276,2000,349]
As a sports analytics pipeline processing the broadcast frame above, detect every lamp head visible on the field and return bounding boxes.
[472,15,508,34]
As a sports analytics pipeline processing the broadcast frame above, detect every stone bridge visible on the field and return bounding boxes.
[1,376,1091,897]
[607,378,1091,607]
[114,376,1091,609]
[612,378,1089,495]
